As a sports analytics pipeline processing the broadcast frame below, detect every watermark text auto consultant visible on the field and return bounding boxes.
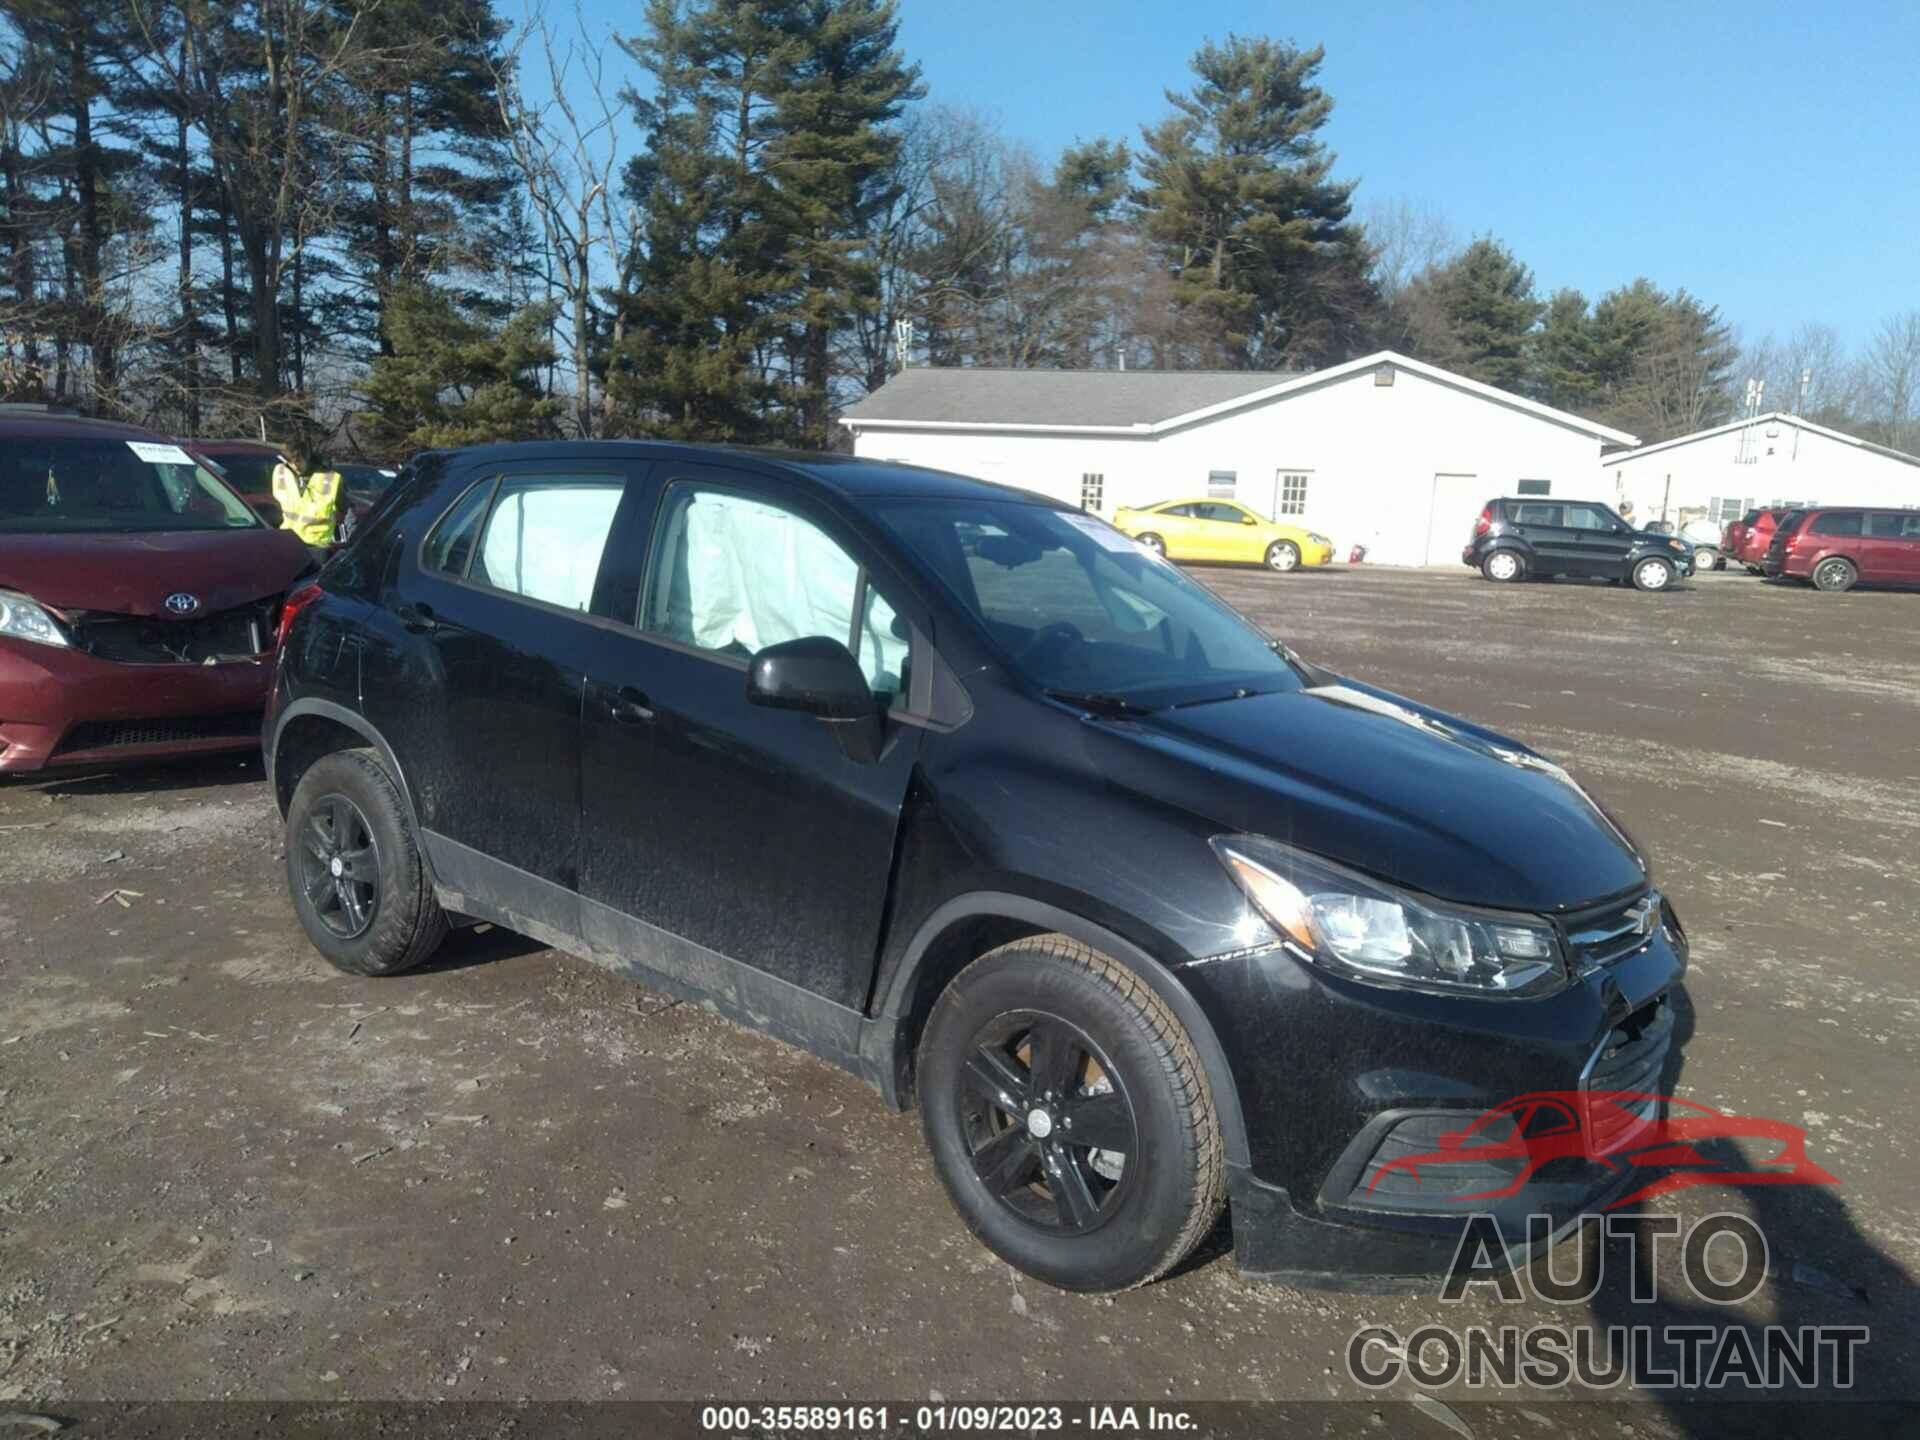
[1348,1212,1868,1392]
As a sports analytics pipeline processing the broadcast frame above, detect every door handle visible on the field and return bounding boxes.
[396,601,438,634]
[608,686,655,723]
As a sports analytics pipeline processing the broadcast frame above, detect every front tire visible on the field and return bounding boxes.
[1264,540,1301,573]
[1481,549,1524,583]
[1812,557,1857,592]
[1136,532,1167,558]
[918,936,1224,1292]
[286,748,447,976]
[1693,549,1719,572]
[1632,557,1675,591]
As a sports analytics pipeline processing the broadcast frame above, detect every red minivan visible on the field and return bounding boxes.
[1765,507,1920,592]
[0,407,312,772]
[1723,507,1792,573]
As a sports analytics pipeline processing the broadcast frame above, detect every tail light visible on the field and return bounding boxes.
[274,581,324,651]
[1473,504,1493,537]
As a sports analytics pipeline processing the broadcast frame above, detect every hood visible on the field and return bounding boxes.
[0,527,311,617]
[1093,680,1646,913]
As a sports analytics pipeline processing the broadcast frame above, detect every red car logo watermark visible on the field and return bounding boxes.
[1366,1090,1838,1209]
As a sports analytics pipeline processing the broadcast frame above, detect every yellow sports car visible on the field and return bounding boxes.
[1110,498,1335,572]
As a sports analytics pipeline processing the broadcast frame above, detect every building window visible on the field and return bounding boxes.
[1276,471,1309,515]
[1080,473,1104,513]
[1709,496,1751,524]
[1207,470,1236,498]
[1516,479,1551,496]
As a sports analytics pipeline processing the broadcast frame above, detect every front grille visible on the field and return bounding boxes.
[1561,889,1662,974]
[1582,997,1672,1154]
[70,597,279,666]
[54,711,263,756]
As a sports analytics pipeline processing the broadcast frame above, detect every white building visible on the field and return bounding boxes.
[839,351,1637,567]
[1599,413,1920,531]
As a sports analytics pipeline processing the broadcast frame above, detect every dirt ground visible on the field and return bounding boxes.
[2,564,1915,1433]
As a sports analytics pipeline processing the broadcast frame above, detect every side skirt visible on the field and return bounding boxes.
[423,831,882,1091]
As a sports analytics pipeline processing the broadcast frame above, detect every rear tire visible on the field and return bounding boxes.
[1693,549,1719,572]
[1812,557,1857,593]
[918,935,1224,1292]
[1264,540,1301,573]
[286,748,447,976]
[1481,549,1524,583]
[1631,557,1675,592]
[1137,532,1167,558]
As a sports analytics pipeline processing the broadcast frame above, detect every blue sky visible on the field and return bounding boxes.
[564,0,1918,350]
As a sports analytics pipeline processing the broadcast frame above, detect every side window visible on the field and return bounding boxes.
[470,477,623,611]
[1157,503,1194,518]
[1810,511,1862,537]
[1563,506,1611,531]
[1903,515,1920,538]
[423,477,496,577]
[1511,503,1560,526]
[1194,502,1244,523]
[640,484,909,700]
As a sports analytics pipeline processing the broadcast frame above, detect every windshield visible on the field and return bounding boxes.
[874,498,1303,706]
[338,464,400,494]
[204,452,282,495]
[0,438,261,534]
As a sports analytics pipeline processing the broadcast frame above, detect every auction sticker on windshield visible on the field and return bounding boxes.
[126,441,197,466]
[1061,511,1165,558]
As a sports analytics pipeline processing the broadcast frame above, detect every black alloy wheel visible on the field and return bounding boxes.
[297,794,380,939]
[285,747,447,976]
[957,1012,1138,1235]
[919,935,1223,1292]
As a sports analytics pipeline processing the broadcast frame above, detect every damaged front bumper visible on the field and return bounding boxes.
[0,632,274,772]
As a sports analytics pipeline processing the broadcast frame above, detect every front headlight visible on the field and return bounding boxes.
[1210,835,1566,997]
[0,590,71,648]
[1308,532,1332,546]
[1667,539,1687,552]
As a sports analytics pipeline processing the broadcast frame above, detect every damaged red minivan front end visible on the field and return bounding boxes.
[0,409,312,774]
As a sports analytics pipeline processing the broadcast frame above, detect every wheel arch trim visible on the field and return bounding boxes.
[268,698,420,831]
[875,891,1251,1168]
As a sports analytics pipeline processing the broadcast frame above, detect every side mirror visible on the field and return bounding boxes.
[746,635,884,762]
[1241,515,1257,525]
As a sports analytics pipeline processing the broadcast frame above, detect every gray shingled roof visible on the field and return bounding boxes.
[841,367,1302,428]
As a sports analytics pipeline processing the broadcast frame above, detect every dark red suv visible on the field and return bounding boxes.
[1765,507,1920,592]
[0,407,311,773]
[1723,507,1792,573]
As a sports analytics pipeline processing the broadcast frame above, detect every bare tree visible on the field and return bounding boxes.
[1361,195,1458,311]
[1864,309,1920,454]
[484,7,630,438]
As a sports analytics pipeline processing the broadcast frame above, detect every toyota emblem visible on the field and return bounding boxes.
[164,592,200,615]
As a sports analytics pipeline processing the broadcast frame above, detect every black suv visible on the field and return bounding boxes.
[266,444,1687,1292]
[1465,498,1697,590]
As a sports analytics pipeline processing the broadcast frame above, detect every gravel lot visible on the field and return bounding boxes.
[1,563,1914,1434]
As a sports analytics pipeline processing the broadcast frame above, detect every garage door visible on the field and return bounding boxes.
[1424,473,1486,566]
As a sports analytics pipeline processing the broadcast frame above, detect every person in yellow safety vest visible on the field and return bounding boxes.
[271,447,344,549]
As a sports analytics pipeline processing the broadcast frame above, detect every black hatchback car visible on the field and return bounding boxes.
[1466,497,1697,590]
[266,444,1687,1292]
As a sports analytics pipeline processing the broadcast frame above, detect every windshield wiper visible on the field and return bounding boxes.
[1170,686,1284,709]
[1044,688,1157,718]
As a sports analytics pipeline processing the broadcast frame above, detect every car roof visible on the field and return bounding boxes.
[188,439,284,454]
[0,406,166,441]
[434,440,1069,508]
[1142,497,1255,508]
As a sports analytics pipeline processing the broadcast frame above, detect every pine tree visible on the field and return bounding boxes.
[1529,288,1595,413]
[327,0,515,356]
[357,282,560,451]
[1400,237,1542,391]
[766,0,920,445]
[1132,35,1377,368]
